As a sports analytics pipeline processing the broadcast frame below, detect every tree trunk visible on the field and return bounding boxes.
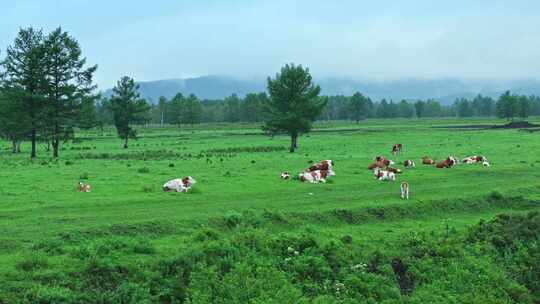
[52,137,59,158]
[53,122,60,158]
[12,140,17,153]
[123,137,129,149]
[31,129,37,158]
[290,133,298,153]
[16,141,21,153]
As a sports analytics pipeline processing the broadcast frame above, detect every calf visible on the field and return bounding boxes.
[163,176,197,193]
[299,169,335,183]
[307,160,334,172]
[404,160,415,168]
[280,171,291,179]
[76,182,91,193]
[391,144,403,156]
[422,156,435,165]
[400,182,409,200]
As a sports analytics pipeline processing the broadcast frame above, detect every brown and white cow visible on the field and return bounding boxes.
[436,156,457,169]
[299,169,335,183]
[373,168,396,181]
[163,176,197,193]
[462,155,488,164]
[307,160,334,172]
[391,144,403,156]
[386,167,403,174]
[404,160,415,168]
[422,156,436,165]
[368,158,395,170]
[76,182,91,193]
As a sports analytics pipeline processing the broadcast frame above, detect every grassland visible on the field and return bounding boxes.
[0,118,539,303]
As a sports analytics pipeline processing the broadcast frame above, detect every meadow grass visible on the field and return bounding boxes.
[0,117,539,302]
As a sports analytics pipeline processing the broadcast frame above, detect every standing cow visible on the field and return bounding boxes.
[391,144,403,156]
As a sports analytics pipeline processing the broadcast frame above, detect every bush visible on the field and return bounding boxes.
[79,172,90,180]
[17,254,48,272]
[137,167,150,174]
[488,191,504,201]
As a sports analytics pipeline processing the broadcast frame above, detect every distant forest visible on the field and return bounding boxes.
[97,91,540,126]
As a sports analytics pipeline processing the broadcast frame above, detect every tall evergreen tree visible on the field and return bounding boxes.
[264,64,325,152]
[496,91,520,121]
[179,94,203,125]
[517,95,530,120]
[1,27,47,158]
[108,76,150,148]
[0,88,30,153]
[224,94,241,123]
[42,27,97,157]
[348,92,370,123]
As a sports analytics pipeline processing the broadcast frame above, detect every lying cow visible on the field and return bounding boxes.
[76,182,91,193]
[163,176,197,193]
[368,157,394,169]
[391,144,403,156]
[436,156,457,169]
[387,167,403,174]
[404,160,415,168]
[307,160,334,172]
[462,155,488,164]
[422,156,436,165]
[299,169,335,183]
[373,168,396,181]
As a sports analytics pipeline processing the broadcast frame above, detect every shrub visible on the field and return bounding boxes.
[142,186,154,193]
[79,172,90,180]
[17,254,48,272]
[340,235,353,244]
[488,191,504,201]
[65,160,74,166]
[138,167,150,174]
[133,239,156,254]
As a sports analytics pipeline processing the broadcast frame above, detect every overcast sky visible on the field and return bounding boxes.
[1,0,539,89]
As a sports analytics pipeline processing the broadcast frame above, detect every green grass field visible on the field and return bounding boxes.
[1,118,539,303]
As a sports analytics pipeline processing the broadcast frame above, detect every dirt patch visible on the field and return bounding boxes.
[492,121,540,129]
[434,121,540,130]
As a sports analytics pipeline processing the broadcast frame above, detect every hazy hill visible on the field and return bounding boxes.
[102,76,540,104]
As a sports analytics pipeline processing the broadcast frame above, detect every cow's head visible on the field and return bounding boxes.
[183,176,196,187]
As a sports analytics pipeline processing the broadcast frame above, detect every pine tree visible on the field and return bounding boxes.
[42,27,97,157]
[108,76,150,148]
[348,92,370,123]
[1,27,47,158]
[264,64,325,153]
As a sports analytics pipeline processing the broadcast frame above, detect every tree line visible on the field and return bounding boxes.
[94,91,540,126]
[2,27,539,157]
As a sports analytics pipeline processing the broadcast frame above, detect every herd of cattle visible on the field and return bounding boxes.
[278,144,489,200]
[76,143,489,199]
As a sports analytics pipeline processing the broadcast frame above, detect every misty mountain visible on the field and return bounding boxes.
[101,76,540,104]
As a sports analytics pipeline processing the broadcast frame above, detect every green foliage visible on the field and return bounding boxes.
[108,76,150,148]
[264,64,325,152]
